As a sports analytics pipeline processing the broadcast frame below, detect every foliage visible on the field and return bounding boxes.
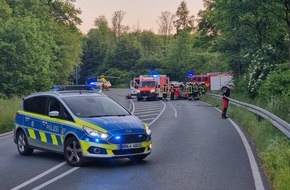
[0,97,21,134]
[173,0,194,35]
[0,0,82,96]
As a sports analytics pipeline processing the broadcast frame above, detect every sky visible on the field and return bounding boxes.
[73,0,205,34]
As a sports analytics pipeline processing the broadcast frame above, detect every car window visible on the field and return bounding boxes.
[62,96,130,118]
[47,97,74,122]
[23,96,47,115]
[48,98,60,112]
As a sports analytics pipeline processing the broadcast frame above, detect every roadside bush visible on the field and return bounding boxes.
[0,97,21,134]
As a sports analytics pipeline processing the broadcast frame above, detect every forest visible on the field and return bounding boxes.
[0,0,289,119]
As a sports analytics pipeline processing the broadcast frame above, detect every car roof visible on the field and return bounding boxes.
[23,90,106,100]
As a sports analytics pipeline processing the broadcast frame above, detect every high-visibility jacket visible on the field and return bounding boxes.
[162,85,168,94]
[188,85,193,93]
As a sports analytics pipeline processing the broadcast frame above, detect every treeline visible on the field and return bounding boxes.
[79,0,290,120]
[0,0,289,118]
[0,0,82,97]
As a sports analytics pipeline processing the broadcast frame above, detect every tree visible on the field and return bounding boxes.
[112,10,129,38]
[173,1,194,35]
[157,11,175,44]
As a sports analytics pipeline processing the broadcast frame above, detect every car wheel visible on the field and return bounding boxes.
[128,154,148,162]
[64,136,85,167]
[17,130,33,155]
[137,98,142,101]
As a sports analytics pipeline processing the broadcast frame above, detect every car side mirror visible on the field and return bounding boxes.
[49,111,59,118]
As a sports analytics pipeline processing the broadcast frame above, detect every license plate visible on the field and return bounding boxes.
[143,96,147,99]
[121,143,142,149]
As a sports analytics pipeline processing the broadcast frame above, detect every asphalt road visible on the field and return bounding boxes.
[0,88,270,190]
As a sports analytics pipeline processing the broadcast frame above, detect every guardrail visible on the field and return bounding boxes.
[207,93,290,139]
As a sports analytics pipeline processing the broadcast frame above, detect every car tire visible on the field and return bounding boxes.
[128,154,148,162]
[16,130,34,156]
[64,136,85,167]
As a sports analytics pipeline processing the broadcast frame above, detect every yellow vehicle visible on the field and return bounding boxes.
[97,75,118,91]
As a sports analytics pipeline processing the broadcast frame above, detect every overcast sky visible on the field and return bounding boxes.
[73,0,205,34]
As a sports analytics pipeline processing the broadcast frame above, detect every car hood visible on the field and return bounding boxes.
[82,115,145,134]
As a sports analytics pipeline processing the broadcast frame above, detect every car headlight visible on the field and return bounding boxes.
[137,90,140,93]
[144,123,151,135]
[83,126,108,139]
[150,89,155,93]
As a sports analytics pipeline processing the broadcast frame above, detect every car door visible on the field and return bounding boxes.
[23,95,48,148]
[43,97,75,153]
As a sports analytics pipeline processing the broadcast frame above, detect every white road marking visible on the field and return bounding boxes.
[148,101,166,126]
[10,162,67,190]
[31,167,79,190]
[169,102,178,118]
[206,102,265,190]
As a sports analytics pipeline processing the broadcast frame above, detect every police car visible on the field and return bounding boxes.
[13,85,152,166]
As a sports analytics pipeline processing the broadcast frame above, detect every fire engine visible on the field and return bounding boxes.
[137,75,169,101]
[187,72,233,91]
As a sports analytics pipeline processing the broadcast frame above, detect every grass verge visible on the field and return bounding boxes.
[0,97,22,134]
[201,95,290,190]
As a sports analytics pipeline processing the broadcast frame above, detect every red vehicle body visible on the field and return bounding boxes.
[188,73,233,91]
[137,75,169,101]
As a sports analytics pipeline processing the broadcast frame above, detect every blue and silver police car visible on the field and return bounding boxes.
[14,85,152,166]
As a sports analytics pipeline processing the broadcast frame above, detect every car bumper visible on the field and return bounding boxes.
[80,139,152,158]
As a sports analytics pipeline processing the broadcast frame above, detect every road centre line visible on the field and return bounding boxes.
[10,162,67,190]
[169,102,177,118]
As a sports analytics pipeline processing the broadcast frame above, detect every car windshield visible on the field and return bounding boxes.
[140,81,155,87]
[62,96,130,118]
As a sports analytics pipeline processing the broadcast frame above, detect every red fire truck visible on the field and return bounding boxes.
[137,75,170,101]
[188,72,233,91]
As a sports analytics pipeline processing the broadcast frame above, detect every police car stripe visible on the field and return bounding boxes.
[46,133,53,144]
[39,131,47,142]
[26,127,63,146]
[34,130,41,141]
[51,134,57,145]
[28,128,36,139]
[56,135,63,146]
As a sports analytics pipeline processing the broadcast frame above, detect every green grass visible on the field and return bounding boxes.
[0,97,22,134]
[201,95,290,190]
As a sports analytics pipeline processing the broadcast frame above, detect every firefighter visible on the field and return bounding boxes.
[162,84,168,101]
[221,84,233,119]
[170,84,175,100]
[188,82,193,100]
[200,82,207,94]
[193,83,200,100]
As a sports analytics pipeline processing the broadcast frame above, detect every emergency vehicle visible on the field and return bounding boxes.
[187,72,233,91]
[126,77,140,99]
[137,75,169,101]
[14,85,152,167]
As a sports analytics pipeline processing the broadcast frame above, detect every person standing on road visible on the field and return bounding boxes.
[221,85,233,119]
[162,84,168,101]
[170,84,175,100]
